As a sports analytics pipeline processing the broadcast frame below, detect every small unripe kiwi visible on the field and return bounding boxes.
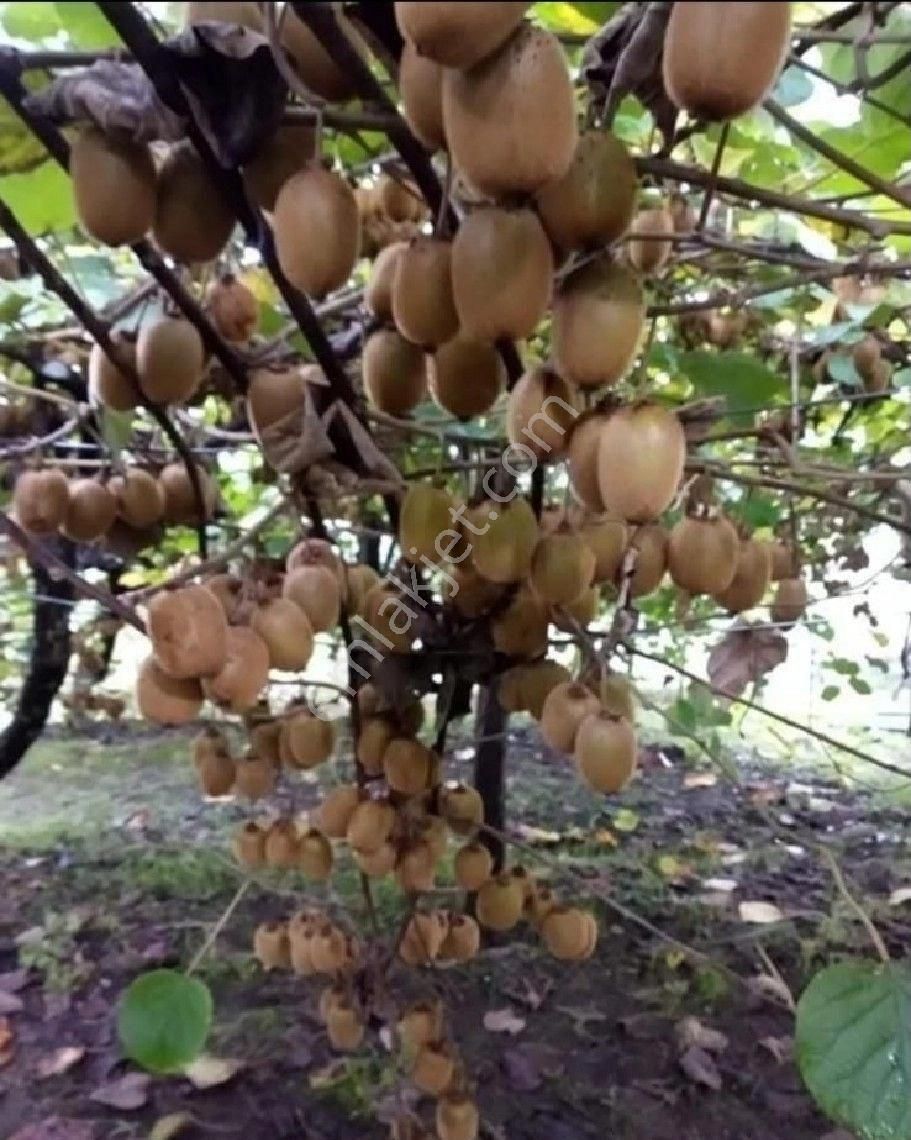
[282,708,335,769]
[429,336,505,419]
[491,587,549,658]
[399,912,448,967]
[627,206,674,275]
[251,598,314,671]
[13,468,69,535]
[395,2,529,68]
[201,625,269,712]
[282,565,341,633]
[574,712,637,793]
[398,999,444,1052]
[242,124,317,212]
[299,827,333,881]
[392,237,459,349]
[346,798,395,853]
[451,207,553,342]
[771,576,808,625]
[273,168,360,298]
[476,873,524,931]
[395,840,437,892]
[713,537,772,614]
[153,143,234,263]
[365,242,408,321]
[111,467,165,530]
[468,497,539,584]
[136,655,203,725]
[625,523,668,598]
[539,681,600,753]
[399,39,445,151]
[315,784,360,838]
[530,531,596,606]
[442,24,576,197]
[205,274,258,342]
[234,754,277,801]
[440,782,484,836]
[668,514,739,596]
[535,130,638,252]
[147,584,228,679]
[597,403,686,523]
[411,1038,456,1096]
[454,841,493,891]
[88,333,138,411]
[326,1002,364,1052]
[136,317,205,405]
[159,463,217,526]
[400,482,456,565]
[253,921,290,971]
[439,915,481,964]
[363,329,426,416]
[231,820,266,868]
[567,412,609,512]
[70,126,156,246]
[383,737,433,796]
[506,367,580,461]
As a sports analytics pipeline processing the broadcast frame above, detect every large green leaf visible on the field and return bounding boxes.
[678,351,784,424]
[118,970,213,1074]
[0,162,76,234]
[796,961,911,1140]
[0,1,119,46]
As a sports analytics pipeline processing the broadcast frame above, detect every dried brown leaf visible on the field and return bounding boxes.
[483,1008,526,1036]
[707,623,788,698]
[89,1072,150,1111]
[678,1045,722,1090]
[182,1055,244,1089]
[676,1016,728,1054]
[37,1045,85,1079]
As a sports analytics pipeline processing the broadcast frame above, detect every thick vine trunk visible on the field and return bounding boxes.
[473,682,507,871]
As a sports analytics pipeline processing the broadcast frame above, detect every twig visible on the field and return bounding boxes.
[821,848,890,963]
[187,879,252,975]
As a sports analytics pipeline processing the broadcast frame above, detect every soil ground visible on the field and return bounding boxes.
[1,719,909,1140]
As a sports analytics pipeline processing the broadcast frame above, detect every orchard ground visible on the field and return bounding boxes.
[1,713,910,1140]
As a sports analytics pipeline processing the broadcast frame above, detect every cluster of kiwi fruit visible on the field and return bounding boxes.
[357,172,431,259]
[11,459,217,543]
[813,329,894,396]
[88,317,207,410]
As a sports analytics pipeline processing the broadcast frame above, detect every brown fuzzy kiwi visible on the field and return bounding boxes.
[159,462,217,526]
[468,497,539,584]
[285,536,344,582]
[567,412,609,512]
[442,24,576,197]
[242,124,316,211]
[231,820,266,868]
[362,329,427,415]
[668,513,739,596]
[88,333,138,411]
[357,715,397,776]
[246,365,306,439]
[597,402,685,522]
[201,625,270,712]
[520,660,574,718]
[476,873,524,931]
[436,1095,480,1140]
[852,335,882,383]
[713,537,772,613]
[111,468,165,530]
[770,577,808,625]
[192,724,230,767]
[273,168,360,298]
[136,655,203,725]
[599,674,637,722]
[498,665,532,714]
[206,573,243,623]
[378,174,426,223]
[346,798,396,853]
[282,708,335,769]
[440,561,504,618]
[282,565,341,633]
[524,883,558,929]
[153,143,234,263]
[147,584,228,679]
[541,906,593,960]
[506,367,580,461]
[535,130,638,252]
[553,258,645,389]
[627,206,674,275]
[411,1039,456,1096]
[574,712,637,793]
[248,718,282,766]
[439,915,481,964]
[205,274,258,342]
[315,784,360,838]
[309,922,348,974]
[399,912,449,967]
[865,358,892,393]
[13,468,70,536]
[530,530,596,606]
[70,126,156,246]
[429,335,505,419]
[553,584,599,631]
[290,923,319,977]
[193,730,235,796]
[451,207,553,341]
[624,523,668,598]
[399,39,445,150]
[136,317,205,405]
[347,564,381,616]
[491,587,549,658]
[454,841,494,891]
[440,782,484,836]
[279,7,362,102]
[234,754,277,801]
[769,540,795,581]
[354,840,397,878]
[707,311,747,348]
[383,737,433,796]
[251,598,314,671]
[326,1001,365,1052]
[253,921,290,970]
[263,819,299,868]
[392,237,459,349]
[663,2,791,121]
[398,999,444,1052]
[577,511,629,583]
[399,482,456,565]
[365,242,408,322]
[298,827,333,881]
[539,681,601,753]
[395,840,437,892]
[362,583,418,654]
[395,2,529,68]
[185,1,262,29]
[316,978,347,1019]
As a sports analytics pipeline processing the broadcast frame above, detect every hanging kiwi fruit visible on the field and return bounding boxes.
[242,124,317,212]
[69,126,156,247]
[624,523,669,599]
[429,336,505,419]
[13,468,70,536]
[279,5,365,103]
[467,497,539,584]
[153,143,234,264]
[111,467,165,530]
[205,274,259,343]
[567,413,609,513]
[530,529,596,607]
[398,39,445,151]
[147,584,229,680]
[771,576,808,625]
[667,510,739,595]
[539,681,600,753]
[273,167,360,298]
[251,597,315,671]
[365,242,408,322]
[282,564,342,632]
[391,237,459,349]
[713,535,773,613]
[201,626,270,712]
[63,478,117,543]
[574,711,637,793]
[506,367,580,460]
[88,334,138,412]
[159,463,217,527]
[596,403,686,523]
[363,329,427,416]
[136,316,205,405]
[399,482,456,564]
[136,655,203,725]
[627,203,674,275]
[395,2,530,69]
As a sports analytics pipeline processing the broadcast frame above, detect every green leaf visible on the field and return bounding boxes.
[534,1,617,34]
[849,677,872,695]
[52,2,121,48]
[118,970,213,1074]
[678,351,783,425]
[0,1,61,40]
[796,961,911,1140]
[830,657,859,677]
[0,162,76,234]
[820,685,840,702]
[827,353,862,388]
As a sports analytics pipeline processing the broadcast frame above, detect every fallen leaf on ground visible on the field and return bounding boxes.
[683,772,717,789]
[503,977,552,1011]
[749,973,795,1008]
[515,824,562,845]
[556,1005,608,1035]
[0,968,29,992]
[501,1043,563,1092]
[0,990,24,1014]
[701,877,738,892]
[679,1045,722,1090]
[309,1059,348,1089]
[89,1072,150,1110]
[759,1035,792,1064]
[10,1118,95,1140]
[37,1045,85,1079]
[150,1113,196,1140]
[889,886,911,906]
[676,1016,728,1054]
[0,1015,15,1066]
[738,900,785,924]
[483,1008,525,1036]
[182,1054,244,1089]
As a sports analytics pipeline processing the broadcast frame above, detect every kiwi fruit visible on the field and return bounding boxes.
[624,523,668,598]
[242,124,317,212]
[451,207,553,341]
[597,403,685,522]
[395,839,437,892]
[279,6,363,103]
[363,329,427,415]
[440,560,503,618]
[283,564,341,632]
[713,537,772,613]
[769,540,795,581]
[354,840,397,877]
[398,999,444,1051]
[251,598,314,671]
[231,820,266,868]
[530,530,596,606]
[299,827,333,881]
[400,482,455,565]
[771,576,808,625]
[365,241,408,321]
[506,367,579,460]
[541,906,597,960]
[553,258,645,389]
[399,39,445,150]
[70,126,156,247]
[112,467,165,529]
[384,737,433,796]
[663,2,791,121]
[395,2,529,68]
[627,205,674,275]
[852,335,881,384]
[153,143,234,263]
[520,659,573,718]
[442,23,576,197]
[147,584,228,679]
[346,798,396,853]
[347,563,381,616]
[574,711,637,793]
[535,130,638,252]
[247,364,309,442]
[326,1002,364,1052]
[378,174,426,223]
[253,921,290,971]
[201,625,269,712]
[362,583,418,654]
[436,1095,480,1140]
[192,725,230,766]
[290,923,319,977]
[411,1038,456,1096]
[286,535,342,578]
[539,681,600,753]
[185,1,262,29]
[439,915,481,965]
[554,584,599,631]
[440,782,484,835]
[357,715,396,776]
[136,655,203,725]
[136,316,205,405]
[400,911,449,967]
[392,237,459,349]
[205,274,258,343]
[467,497,538,584]
[419,814,449,861]
[273,168,360,298]
[315,784,360,838]
[865,358,892,394]
[205,572,243,622]
[599,673,637,722]
[309,922,349,973]
[195,748,236,797]
[264,819,299,867]
[525,883,558,929]
[429,336,505,419]
[159,462,217,526]
[13,468,70,535]
[668,513,739,595]
[454,841,493,891]
[567,413,609,512]
[491,586,549,658]
[282,708,335,769]
[576,511,629,584]
[707,310,747,348]
[499,666,534,714]
[476,873,524,931]
[88,333,138,411]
